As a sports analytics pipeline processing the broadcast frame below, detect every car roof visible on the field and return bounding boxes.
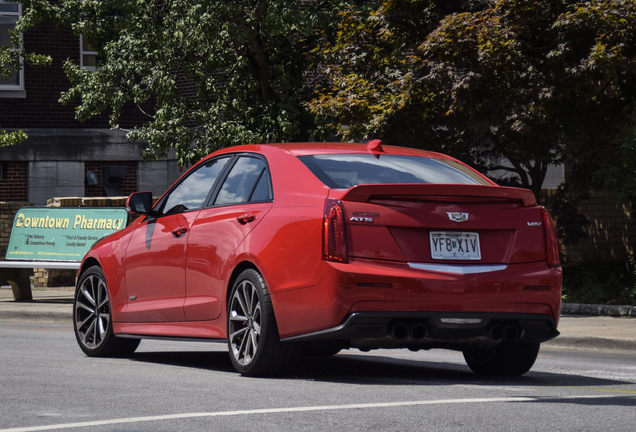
[210,142,451,159]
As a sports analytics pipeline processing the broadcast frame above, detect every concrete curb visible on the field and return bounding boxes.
[1,309,71,324]
[562,303,636,318]
[544,336,636,353]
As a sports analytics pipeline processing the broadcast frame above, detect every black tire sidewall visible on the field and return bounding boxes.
[227,268,277,376]
[463,342,540,376]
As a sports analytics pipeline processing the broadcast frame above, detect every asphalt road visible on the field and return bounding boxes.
[1,321,635,432]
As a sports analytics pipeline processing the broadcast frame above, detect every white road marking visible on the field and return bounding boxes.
[1,395,631,432]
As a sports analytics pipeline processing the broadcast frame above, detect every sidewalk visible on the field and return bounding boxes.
[0,287,74,324]
[1,287,635,352]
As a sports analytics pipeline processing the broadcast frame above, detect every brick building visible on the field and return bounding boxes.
[0,2,180,205]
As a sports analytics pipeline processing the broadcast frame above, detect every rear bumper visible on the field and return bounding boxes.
[271,258,562,341]
[282,311,559,351]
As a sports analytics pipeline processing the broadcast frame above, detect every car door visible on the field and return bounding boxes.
[184,154,273,321]
[124,156,231,322]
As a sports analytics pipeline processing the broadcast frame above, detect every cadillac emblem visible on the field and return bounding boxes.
[447,212,469,223]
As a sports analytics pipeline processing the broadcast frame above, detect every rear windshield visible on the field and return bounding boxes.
[298,154,490,188]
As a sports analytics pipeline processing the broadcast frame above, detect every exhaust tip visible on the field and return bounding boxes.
[488,324,504,341]
[389,323,409,340]
[504,325,520,341]
[410,323,428,340]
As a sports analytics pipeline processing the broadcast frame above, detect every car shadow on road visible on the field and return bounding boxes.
[291,352,629,388]
[128,346,634,391]
[131,350,236,373]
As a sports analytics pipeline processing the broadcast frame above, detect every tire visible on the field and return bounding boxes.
[463,342,540,376]
[227,269,300,376]
[73,266,140,357]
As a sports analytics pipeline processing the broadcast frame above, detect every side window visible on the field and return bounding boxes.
[158,156,230,215]
[215,157,271,205]
[0,2,24,94]
[80,35,98,72]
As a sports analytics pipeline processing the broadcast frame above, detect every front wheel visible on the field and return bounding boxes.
[227,269,300,376]
[73,266,140,357]
[462,342,540,376]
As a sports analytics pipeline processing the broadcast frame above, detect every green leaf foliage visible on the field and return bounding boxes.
[310,0,636,202]
[596,127,636,211]
[0,128,28,147]
[17,0,345,166]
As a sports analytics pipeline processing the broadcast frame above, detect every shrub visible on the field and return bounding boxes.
[562,255,636,305]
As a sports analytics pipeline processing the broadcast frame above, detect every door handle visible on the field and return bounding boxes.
[237,214,256,225]
[172,226,188,238]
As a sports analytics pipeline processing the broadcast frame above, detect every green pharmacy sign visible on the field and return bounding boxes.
[6,208,128,261]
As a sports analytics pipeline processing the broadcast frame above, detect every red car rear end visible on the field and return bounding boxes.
[275,142,561,375]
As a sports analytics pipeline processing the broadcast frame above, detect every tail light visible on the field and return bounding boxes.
[323,200,348,263]
[541,207,560,268]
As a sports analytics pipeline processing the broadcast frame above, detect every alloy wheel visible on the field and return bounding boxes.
[228,279,262,366]
[75,273,111,350]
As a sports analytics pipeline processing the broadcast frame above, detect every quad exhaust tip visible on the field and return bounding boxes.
[387,321,521,342]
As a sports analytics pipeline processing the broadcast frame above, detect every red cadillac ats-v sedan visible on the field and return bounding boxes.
[73,141,562,377]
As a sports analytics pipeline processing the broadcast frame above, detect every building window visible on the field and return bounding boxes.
[80,35,98,71]
[0,1,23,93]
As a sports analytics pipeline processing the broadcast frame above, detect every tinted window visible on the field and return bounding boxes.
[215,157,271,205]
[158,157,230,214]
[298,154,490,188]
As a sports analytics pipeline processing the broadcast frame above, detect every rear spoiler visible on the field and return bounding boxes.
[339,184,537,206]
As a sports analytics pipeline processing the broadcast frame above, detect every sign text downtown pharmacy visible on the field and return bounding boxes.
[7,208,128,261]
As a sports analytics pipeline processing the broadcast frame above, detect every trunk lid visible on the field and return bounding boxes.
[333,184,547,265]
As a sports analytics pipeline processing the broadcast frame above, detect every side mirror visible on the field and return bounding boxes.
[127,192,155,215]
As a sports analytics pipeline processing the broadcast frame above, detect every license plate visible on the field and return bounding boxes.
[430,231,481,260]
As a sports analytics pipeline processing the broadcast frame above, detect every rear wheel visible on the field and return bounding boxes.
[73,266,140,357]
[227,269,300,376]
[462,342,540,376]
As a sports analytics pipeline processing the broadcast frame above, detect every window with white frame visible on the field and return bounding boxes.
[80,35,98,71]
[0,1,23,91]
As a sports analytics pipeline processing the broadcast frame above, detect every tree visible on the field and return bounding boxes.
[15,0,344,166]
[597,127,636,212]
[309,0,636,202]
[308,0,454,143]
